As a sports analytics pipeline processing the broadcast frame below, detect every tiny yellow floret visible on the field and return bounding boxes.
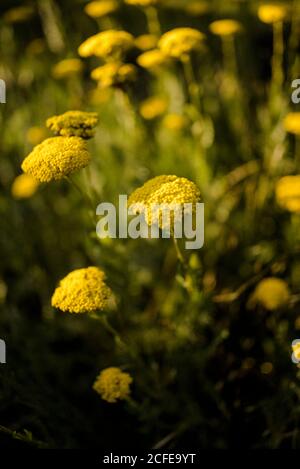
[46,111,98,139]
[11,174,39,199]
[158,28,205,59]
[93,367,133,403]
[78,30,134,60]
[209,19,242,36]
[276,176,300,213]
[84,1,118,18]
[251,278,290,310]
[257,4,287,24]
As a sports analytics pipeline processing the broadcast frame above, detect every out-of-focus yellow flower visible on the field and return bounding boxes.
[88,87,113,105]
[52,58,84,79]
[292,342,300,361]
[125,0,158,6]
[257,4,287,24]
[137,49,169,70]
[46,111,98,139]
[135,34,158,51]
[158,28,205,59]
[84,0,118,18]
[91,62,137,88]
[11,174,39,199]
[52,267,112,314]
[209,19,242,36]
[283,113,300,136]
[93,367,133,403]
[26,127,48,146]
[162,113,188,131]
[78,30,134,60]
[250,278,290,310]
[276,176,300,213]
[3,6,34,23]
[21,137,91,183]
[139,96,168,119]
[185,1,210,16]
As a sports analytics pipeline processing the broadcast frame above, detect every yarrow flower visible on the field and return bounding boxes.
[51,267,113,314]
[276,176,300,213]
[125,0,158,6]
[137,49,169,70]
[209,19,242,36]
[84,1,118,18]
[11,174,39,199]
[162,113,187,131]
[52,59,84,79]
[257,4,287,24]
[26,126,48,146]
[78,30,134,61]
[93,367,133,403]
[46,111,99,139]
[91,62,137,88]
[158,28,205,59]
[292,342,300,362]
[135,34,158,51]
[139,96,168,120]
[21,137,91,182]
[283,113,300,136]
[250,278,290,311]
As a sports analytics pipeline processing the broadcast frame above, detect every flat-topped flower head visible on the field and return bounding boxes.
[276,176,300,212]
[11,174,39,199]
[139,97,168,120]
[51,267,112,314]
[93,367,133,403]
[125,0,158,6]
[84,1,118,18]
[250,278,290,310]
[209,19,242,36]
[46,111,99,139]
[257,4,287,24]
[52,59,84,79]
[21,137,91,182]
[137,49,169,70]
[283,113,300,136]
[78,30,134,61]
[158,28,205,59]
[91,62,137,88]
[135,34,158,51]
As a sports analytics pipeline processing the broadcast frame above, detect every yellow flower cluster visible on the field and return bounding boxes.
[46,111,99,139]
[91,62,137,88]
[93,367,133,403]
[78,30,134,60]
[158,28,205,59]
[257,4,287,24]
[21,137,91,182]
[276,176,300,213]
[209,19,242,36]
[52,58,84,79]
[251,278,290,311]
[84,1,118,18]
[283,113,300,136]
[11,174,39,199]
[137,49,169,70]
[125,0,158,6]
[292,342,300,361]
[162,113,187,131]
[51,267,112,314]
[139,97,168,120]
[135,34,158,51]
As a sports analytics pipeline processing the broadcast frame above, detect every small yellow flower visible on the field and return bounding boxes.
[93,367,133,403]
[78,30,134,60]
[292,342,300,361]
[51,267,112,314]
[21,137,91,183]
[135,34,158,51]
[11,174,39,199]
[137,49,169,70]
[276,176,300,213]
[162,113,187,131]
[283,113,300,136]
[84,0,118,18]
[46,111,98,139]
[52,59,84,79]
[257,4,287,24]
[139,96,168,120]
[3,6,34,23]
[26,127,48,146]
[209,19,242,36]
[250,278,290,310]
[125,0,158,6]
[91,62,137,88]
[158,28,205,59]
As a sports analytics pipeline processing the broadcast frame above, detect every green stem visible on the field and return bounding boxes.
[66,176,95,222]
[181,55,201,112]
[145,6,161,36]
[272,21,284,89]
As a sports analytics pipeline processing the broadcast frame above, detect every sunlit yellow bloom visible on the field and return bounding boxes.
[52,59,84,79]
[283,113,300,136]
[137,49,169,70]
[251,278,290,310]
[91,62,137,88]
[158,28,205,59]
[26,127,48,146]
[292,342,300,361]
[52,267,112,314]
[46,111,98,139]
[257,4,287,24]
[162,113,187,131]
[21,137,90,183]
[3,6,34,23]
[84,0,118,18]
[11,174,39,199]
[125,0,158,6]
[276,176,300,213]
[93,367,133,403]
[139,96,168,120]
[135,34,158,51]
[78,30,134,60]
[209,19,242,36]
